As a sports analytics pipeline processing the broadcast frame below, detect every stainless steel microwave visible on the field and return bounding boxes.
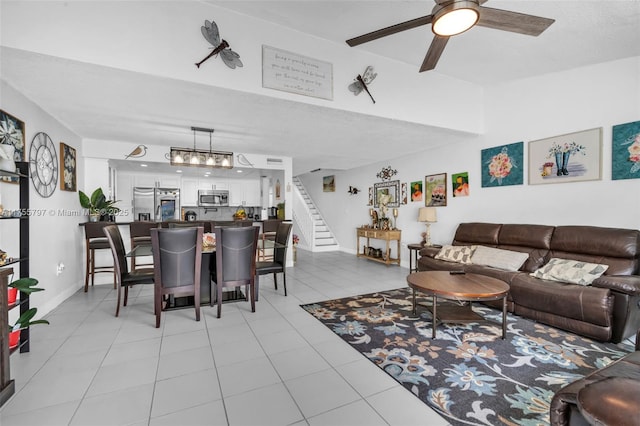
[198,189,229,207]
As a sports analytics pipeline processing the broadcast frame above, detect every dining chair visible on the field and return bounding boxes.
[83,222,116,292]
[129,221,159,270]
[150,226,203,328]
[258,219,283,260]
[256,222,292,296]
[211,226,259,318]
[103,225,155,317]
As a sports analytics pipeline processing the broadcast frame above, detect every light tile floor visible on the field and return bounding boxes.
[0,250,449,426]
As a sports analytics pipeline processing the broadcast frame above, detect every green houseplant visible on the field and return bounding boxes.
[7,277,44,305]
[79,187,120,222]
[8,307,49,349]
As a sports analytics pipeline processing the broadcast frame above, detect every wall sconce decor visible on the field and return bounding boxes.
[170,127,233,169]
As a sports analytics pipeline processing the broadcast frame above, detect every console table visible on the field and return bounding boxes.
[356,228,401,266]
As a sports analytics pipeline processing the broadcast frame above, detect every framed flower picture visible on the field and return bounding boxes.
[60,142,77,191]
[0,109,26,184]
[374,180,400,208]
[425,173,447,206]
[481,141,523,188]
[612,120,640,180]
[528,128,602,185]
[410,180,423,202]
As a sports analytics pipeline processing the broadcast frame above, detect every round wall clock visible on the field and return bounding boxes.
[29,132,58,198]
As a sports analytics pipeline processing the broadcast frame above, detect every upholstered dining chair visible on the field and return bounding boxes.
[211,226,259,318]
[150,226,203,328]
[103,225,155,317]
[256,222,292,296]
[83,222,116,292]
[258,219,283,261]
[129,221,159,270]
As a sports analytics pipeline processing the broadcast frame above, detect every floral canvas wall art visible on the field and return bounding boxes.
[529,128,602,185]
[612,120,640,180]
[60,142,77,191]
[481,142,523,188]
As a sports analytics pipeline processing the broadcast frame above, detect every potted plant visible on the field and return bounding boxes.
[7,277,44,305]
[8,307,49,349]
[79,187,120,222]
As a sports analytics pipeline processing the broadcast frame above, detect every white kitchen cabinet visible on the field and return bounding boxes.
[197,178,228,190]
[182,178,199,207]
[228,179,260,206]
[133,173,181,188]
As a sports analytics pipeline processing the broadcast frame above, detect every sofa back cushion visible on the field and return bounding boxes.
[550,226,640,275]
[498,224,554,272]
[453,223,501,246]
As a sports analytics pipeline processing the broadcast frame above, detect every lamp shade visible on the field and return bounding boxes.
[418,207,437,223]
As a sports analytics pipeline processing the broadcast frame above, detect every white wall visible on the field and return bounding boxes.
[300,57,640,268]
[0,81,85,319]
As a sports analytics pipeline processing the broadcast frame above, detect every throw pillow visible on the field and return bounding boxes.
[470,245,529,271]
[434,245,475,264]
[530,258,609,286]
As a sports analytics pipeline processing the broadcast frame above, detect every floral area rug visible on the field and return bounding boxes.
[301,287,632,426]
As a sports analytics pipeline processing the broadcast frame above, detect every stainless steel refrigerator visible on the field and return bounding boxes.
[133,187,181,221]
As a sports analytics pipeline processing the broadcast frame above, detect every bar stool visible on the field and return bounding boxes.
[83,222,116,292]
[129,221,159,270]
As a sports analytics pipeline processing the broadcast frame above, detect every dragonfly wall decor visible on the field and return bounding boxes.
[348,66,377,104]
[195,19,243,69]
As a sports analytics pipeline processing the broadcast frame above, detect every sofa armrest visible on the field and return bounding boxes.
[592,275,640,296]
[419,246,441,258]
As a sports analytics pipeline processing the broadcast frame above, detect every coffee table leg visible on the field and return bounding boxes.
[412,288,416,316]
[502,296,507,339]
[432,295,437,338]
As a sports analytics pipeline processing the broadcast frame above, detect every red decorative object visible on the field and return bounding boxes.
[7,288,18,305]
[8,330,20,349]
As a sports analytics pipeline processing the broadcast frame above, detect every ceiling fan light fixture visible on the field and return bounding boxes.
[432,0,479,37]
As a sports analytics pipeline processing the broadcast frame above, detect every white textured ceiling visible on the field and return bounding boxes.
[2,1,640,176]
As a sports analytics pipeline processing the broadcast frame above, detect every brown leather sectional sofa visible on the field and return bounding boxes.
[417,222,640,343]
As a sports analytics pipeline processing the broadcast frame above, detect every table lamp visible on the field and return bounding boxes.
[418,207,437,246]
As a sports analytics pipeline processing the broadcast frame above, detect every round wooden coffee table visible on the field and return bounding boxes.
[406,271,510,339]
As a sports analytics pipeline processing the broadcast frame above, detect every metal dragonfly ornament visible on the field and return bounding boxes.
[348,66,377,104]
[195,19,243,69]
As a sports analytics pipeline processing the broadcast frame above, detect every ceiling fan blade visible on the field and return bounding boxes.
[346,15,433,46]
[420,35,449,72]
[477,6,555,36]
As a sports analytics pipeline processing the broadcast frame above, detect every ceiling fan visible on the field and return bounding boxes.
[346,0,555,72]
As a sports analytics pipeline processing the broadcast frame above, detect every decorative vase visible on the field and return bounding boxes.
[8,330,20,349]
[0,144,16,173]
[89,213,100,222]
[7,287,18,305]
[293,245,297,263]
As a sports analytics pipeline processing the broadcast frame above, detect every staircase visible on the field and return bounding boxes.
[292,177,339,252]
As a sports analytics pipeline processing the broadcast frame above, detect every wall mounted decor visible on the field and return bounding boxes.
[528,128,602,185]
[0,109,25,184]
[374,180,400,208]
[368,187,373,206]
[29,132,58,198]
[376,165,397,181]
[481,141,523,188]
[195,19,243,69]
[452,172,469,197]
[425,173,447,206]
[348,66,377,103]
[612,120,640,180]
[347,186,359,195]
[410,180,423,202]
[262,45,333,100]
[401,182,408,204]
[322,175,335,192]
[124,144,147,159]
[60,142,76,192]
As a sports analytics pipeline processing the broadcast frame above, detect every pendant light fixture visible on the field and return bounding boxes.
[170,127,233,169]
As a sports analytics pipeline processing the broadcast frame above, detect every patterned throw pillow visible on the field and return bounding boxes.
[530,258,609,286]
[434,245,475,264]
[471,245,529,271]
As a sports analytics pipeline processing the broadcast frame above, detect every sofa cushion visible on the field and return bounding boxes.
[531,258,609,286]
[471,245,529,271]
[434,245,475,264]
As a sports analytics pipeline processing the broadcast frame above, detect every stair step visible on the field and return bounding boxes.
[315,238,336,246]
